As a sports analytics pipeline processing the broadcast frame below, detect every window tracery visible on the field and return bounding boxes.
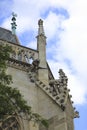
[0,116,20,130]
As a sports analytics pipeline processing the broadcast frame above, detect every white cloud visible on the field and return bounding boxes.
[68,74,87,104]
[44,12,65,40]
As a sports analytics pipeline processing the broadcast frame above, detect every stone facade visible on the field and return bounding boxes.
[0,19,79,130]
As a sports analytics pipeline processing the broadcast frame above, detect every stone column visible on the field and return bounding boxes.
[36,19,49,85]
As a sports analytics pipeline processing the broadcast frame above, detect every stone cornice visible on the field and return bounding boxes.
[7,58,31,72]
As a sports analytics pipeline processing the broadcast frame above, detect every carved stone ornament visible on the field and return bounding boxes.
[49,69,68,96]
[28,59,40,82]
[0,115,21,130]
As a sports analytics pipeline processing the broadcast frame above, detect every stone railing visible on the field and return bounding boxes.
[0,40,38,64]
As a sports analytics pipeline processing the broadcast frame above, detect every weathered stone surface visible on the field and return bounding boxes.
[0,19,79,130]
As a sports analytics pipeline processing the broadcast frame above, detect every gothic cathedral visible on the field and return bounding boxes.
[0,16,79,130]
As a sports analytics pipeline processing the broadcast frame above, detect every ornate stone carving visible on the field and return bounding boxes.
[49,80,60,96]
[48,69,69,110]
[49,69,68,96]
[28,59,40,82]
[0,115,21,130]
[59,69,68,86]
[0,40,38,65]
[7,58,31,72]
[11,48,35,64]
[74,111,79,118]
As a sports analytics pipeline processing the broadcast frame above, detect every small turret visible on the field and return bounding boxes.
[37,19,48,85]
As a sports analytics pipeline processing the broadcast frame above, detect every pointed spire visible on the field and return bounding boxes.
[38,19,45,35]
[11,12,17,35]
[37,19,48,85]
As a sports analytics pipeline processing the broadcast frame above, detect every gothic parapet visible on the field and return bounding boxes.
[10,45,37,64]
[7,58,31,71]
[0,40,38,65]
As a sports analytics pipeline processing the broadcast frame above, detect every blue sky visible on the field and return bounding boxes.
[0,0,87,130]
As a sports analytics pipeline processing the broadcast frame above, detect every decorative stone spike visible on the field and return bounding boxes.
[74,107,76,110]
[42,84,46,87]
[63,95,65,97]
[72,101,74,104]
[39,81,43,84]
[45,87,49,90]
[60,99,64,103]
[68,89,70,92]
[56,96,59,100]
[64,87,67,90]
[74,111,80,118]
[70,95,72,98]
[61,104,65,111]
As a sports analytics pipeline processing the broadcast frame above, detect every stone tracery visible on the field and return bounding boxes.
[0,116,21,130]
[11,48,35,64]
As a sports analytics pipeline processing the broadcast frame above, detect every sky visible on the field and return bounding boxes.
[0,0,87,130]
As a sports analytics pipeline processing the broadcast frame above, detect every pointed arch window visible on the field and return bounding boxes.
[0,116,21,130]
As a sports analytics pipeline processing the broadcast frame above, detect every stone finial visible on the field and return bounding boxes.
[58,69,68,86]
[11,12,17,35]
[38,19,45,35]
